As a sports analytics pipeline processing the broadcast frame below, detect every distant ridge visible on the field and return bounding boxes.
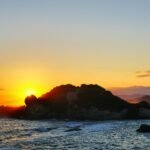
[109,86,150,96]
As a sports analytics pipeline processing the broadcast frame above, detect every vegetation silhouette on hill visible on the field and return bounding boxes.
[23,84,150,120]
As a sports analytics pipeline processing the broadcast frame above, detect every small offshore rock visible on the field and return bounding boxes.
[137,124,150,132]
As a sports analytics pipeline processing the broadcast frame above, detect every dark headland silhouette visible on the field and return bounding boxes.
[0,84,150,120]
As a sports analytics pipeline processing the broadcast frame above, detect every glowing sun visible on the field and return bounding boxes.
[26,89,37,96]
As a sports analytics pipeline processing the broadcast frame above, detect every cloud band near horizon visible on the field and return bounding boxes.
[136,70,150,78]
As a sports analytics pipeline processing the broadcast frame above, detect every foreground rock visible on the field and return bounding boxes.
[137,124,150,132]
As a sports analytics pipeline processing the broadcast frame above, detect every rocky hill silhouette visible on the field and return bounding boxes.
[23,84,150,120]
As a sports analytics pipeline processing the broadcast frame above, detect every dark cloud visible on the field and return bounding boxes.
[136,70,150,78]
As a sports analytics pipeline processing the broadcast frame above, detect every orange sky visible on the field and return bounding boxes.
[0,1,150,106]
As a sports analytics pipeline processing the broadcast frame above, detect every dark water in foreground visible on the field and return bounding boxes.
[0,118,150,150]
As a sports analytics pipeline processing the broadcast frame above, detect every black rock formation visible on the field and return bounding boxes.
[137,124,150,132]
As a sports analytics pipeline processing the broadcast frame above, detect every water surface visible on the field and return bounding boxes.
[0,119,150,150]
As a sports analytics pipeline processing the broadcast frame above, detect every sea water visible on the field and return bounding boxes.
[0,118,150,150]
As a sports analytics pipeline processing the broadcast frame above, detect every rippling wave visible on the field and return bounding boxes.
[0,118,150,150]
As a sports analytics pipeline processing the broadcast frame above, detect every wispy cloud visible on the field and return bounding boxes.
[136,74,150,78]
[136,70,150,78]
[145,70,150,74]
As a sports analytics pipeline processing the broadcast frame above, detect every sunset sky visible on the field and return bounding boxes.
[0,0,150,105]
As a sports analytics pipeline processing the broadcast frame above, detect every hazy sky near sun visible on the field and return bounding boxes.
[0,0,150,105]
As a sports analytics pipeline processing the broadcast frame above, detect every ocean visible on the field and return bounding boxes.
[0,118,150,150]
